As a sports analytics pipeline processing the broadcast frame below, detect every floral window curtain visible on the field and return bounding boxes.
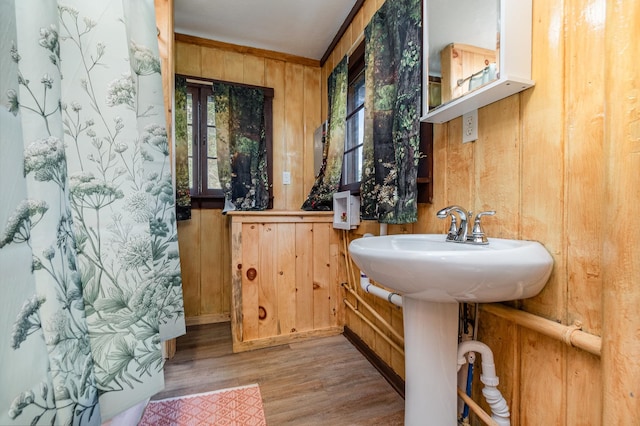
[213,83,269,211]
[174,76,191,220]
[360,0,422,224]
[301,57,348,210]
[0,1,185,424]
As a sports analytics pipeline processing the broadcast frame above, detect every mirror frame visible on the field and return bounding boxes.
[421,0,533,124]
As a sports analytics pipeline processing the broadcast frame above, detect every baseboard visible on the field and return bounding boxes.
[343,326,405,399]
[185,313,231,327]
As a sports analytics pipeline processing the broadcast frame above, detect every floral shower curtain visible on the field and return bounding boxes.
[0,1,185,425]
[360,0,422,224]
[301,57,348,210]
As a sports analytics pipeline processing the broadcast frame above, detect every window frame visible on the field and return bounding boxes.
[179,75,274,209]
[341,42,366,194]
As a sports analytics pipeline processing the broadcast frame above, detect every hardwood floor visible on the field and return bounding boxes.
[155,323,405,425]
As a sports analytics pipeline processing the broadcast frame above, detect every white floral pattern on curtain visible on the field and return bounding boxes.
[0,1,185,424]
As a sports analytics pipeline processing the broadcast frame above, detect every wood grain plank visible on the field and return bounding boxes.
[221,214,231,317]
[564,0,605,336]
[222,50,244,82]
[519,330,565,425]
[199,46,224,80]
[243,54,265,86]
[265,58,286,210]
[175,41,201,75]
[566,349,602,424]
[284,63,306,209]
[258,223,277,338]
[601,0,640,421]
[230,220,243,347]
[312,223,332,328]
[198,210,222,315]
[519,0,566,321]
[177,210,201,318]
[330,229,345,327]
[241,223,260,341]
[295,223,314,332]
[475,96,521,239]
[275,223,296,334]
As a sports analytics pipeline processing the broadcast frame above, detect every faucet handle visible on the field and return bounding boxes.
[470,210,496,244]
[445,214,458,241]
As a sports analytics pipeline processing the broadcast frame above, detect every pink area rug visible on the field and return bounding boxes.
[139,384,267,426]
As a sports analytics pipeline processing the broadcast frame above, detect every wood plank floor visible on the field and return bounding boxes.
[155,323,405,425]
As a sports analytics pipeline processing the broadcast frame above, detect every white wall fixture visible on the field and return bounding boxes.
[333,190,360,230]
[422,0,534,123]
[462,109,478,143]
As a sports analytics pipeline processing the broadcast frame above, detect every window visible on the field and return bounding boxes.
[339,43,433,203]
[182,77,274,209]
[341,42,366,193]
[186,83,221,198]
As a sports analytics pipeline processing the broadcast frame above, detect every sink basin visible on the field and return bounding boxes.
[348,233,553,303]
[349,233,553,425]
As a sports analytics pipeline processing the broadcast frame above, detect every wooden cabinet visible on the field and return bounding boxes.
[228,211,344,352]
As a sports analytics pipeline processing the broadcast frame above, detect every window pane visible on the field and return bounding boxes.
[207,159,221,190]
[342,147,363,186]
[354,76,365,108]
[187,93,194,193]
[348,71,365,112]
[207,127,217,157]
[345,108,364,150]
[207,95,215,126]
[187,94,193,157]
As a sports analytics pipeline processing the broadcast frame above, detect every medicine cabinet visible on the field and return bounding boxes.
[421,0,533,124]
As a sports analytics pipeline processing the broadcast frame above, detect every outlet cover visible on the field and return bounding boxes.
[462,110,478,143]
[283,171,291,185]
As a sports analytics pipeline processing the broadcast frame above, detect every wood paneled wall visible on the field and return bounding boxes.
[328,0,640,424]
[174,35,323,324]
[175,36,322,211]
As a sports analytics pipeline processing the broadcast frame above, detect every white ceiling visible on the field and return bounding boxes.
[174,0,359,61]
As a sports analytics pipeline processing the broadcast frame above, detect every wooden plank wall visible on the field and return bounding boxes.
[327,0,640,424]
[174,36,322,324]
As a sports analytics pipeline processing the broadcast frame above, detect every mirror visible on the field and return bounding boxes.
[421,0,534,124]
[427,0,499,109]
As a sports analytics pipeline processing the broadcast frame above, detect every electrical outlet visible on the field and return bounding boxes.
[283,171,291,185]
[462,110,478,143]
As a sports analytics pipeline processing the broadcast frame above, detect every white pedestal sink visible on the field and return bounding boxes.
[348,234,553,425]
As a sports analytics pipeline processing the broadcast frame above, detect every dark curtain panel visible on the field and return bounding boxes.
[301,56,348,210]
[174,75,191,220]
[213,83,269,211]
[360,0,422,224]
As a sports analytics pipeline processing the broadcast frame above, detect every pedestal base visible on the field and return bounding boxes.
[403,298,459,425]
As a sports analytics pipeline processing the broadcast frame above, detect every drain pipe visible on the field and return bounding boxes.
[457,340,511,426]
[359,232,402,307]
[360,271,403,307]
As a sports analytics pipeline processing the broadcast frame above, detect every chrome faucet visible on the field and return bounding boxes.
[436,205,471,242]
[436,206,495,244]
